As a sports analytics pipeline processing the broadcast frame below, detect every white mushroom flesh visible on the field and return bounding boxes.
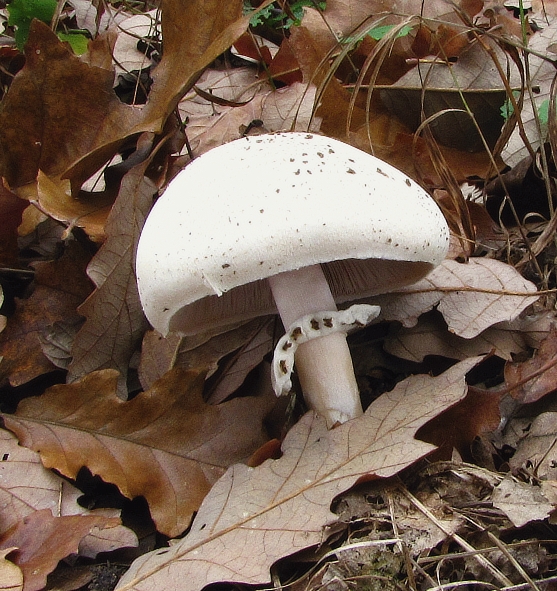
[268,264,379,426]
[271,303,381,397]
[135,133,451,428]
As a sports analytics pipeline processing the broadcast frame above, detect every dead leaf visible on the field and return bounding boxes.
[35,172,113,243]
[3,367,275,537]
[0,429,84,535]
[136,0,274,134]
[297,0,458,59]
[417,385,502,460]
[0,510,120,591]
[112,10,160,75]
[492,476,554,527]
[67,153,155,396]
[115,357,480,591]
[505,327,557,403]
[502,15,557,166]
[0,429,137,561]
[0,548,23,591]
[261,81,320,131]
[385,309,553,362]
[509,411,557,479]
[77,518,138,559]
[204,318,275,404]
[383,39,520,151]
[180,68,318,158]
[70,0,125,35]
[0,20,140,190]
[376,258,539,338]
[0,241,93,387]
[0,184,27,267]
[139,317,275,403]
[0,0,272,201]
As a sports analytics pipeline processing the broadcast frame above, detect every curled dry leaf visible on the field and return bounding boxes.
[35,172,113,242]
[384,38,520,152]
[139,317,275,403]
[385,310,554,362]
[78,518,139,559]
[0,509,121,591]
[0,0,270,212]
[3,367,275,538]
[376,258,539,338]
[417,386,503,459]
[298,0,460,59]
[67,157,155,396]
[112,10,160,75]
[116,357,481,591]
[502,15,557,166]
[180,66,318,158]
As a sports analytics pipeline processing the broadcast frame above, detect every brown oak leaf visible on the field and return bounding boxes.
[3,368,275,537]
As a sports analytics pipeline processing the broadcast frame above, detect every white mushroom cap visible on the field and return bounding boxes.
[136,132,449,336]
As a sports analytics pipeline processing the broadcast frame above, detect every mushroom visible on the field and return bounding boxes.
[135,132,449,427]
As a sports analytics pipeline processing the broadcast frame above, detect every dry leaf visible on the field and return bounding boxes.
[116,357,480,591]
[376,258,538,338]
[417,386,502,459]
[298,0,457,59]
[502,15,557,166]
[260,82,320,131]
[492,476,554,527]
[0,184,27,267]
[78,519,139,559]
[204,318,275,404]
[0,548,23,591]
[505,327,557,403]
[0,0,271,200]
[0,21,140,190]
[139,317,275,403]
[112,10,160,75]
[0,241,93,387]
[67,155,154,396]
[0,429,84,535]
[0,510,120,591]
[180,70,318,158]
[136,0,274,133]
[509,411,557,479]
[0,429,137,560]
[383,39,520,151]
[35,172,113,242]
[385,310,553,362]
[3,367,275,537]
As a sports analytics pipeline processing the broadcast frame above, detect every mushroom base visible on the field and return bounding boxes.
[268,264,364,427]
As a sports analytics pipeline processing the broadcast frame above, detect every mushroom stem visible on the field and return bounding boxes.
[268,264,363,427]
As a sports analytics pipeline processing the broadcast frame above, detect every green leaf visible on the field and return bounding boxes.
[7,0,57,49]
[538,98,550,126]
[343,24,413,45]
[500,90,520,120]
[58,31,89,55]
[247,4,274,27]
[368,24,413,41]
[245,0,325,30]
